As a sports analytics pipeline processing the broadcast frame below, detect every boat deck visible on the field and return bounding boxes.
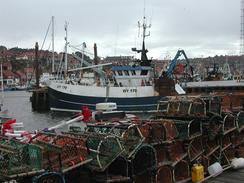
[207,169,244,183]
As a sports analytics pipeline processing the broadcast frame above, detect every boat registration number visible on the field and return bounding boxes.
[123,89,137,93]
[57,85,67,89]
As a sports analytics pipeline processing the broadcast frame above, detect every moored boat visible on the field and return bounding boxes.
[48,17,165,112]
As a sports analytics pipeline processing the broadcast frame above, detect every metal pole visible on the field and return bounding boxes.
[52,16,55,73]
[94,43,98,65]
[1,62,4,106]
[64,22,68,78]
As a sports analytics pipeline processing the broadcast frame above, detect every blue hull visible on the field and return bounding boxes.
[48,87,163,112]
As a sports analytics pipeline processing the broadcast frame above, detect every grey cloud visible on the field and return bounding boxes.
[0,0,241,58]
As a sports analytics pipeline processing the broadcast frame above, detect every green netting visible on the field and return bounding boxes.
[190,102,205,116]
[174,119,202,140]
[26,144,43,170]
[237,111,244,131]
[0,138,43,179]
[86,124,144,158]
[222,114,236,134]
[178,101,191,115]
[86,133,123,171]
[167,102,180,114]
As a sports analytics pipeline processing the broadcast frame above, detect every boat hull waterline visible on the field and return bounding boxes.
[48,86,163,112]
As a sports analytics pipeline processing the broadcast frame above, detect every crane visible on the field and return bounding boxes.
[166,49,193,78]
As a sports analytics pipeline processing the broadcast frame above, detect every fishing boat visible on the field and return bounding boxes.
[48,18,165,112]
[183,63,244,94]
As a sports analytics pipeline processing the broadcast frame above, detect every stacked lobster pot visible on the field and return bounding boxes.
[0,137,44,182]
[152,97,206,182]
[202,95,244,168]
[216,93,244,162]
[232,111,244,158]
[0,94,243,183]
[138,119,190,183]
[154,95,244,180]
[64,129,127,183]
[83,122,156,183]
[30,132,91,173]
[237,112,244,156]
[0,131,92,183]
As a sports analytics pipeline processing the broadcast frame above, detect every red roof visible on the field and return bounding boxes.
[3,70,19,78]
[15,70,26,79]
[24,67,34,73]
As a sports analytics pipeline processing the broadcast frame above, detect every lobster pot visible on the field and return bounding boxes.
[139,120,178,144]
[31,132,89,173]
[221,146,236,166]
[173,160,190,182]
[113,124,144,158]
[174,119,202,140]
[221,132,234,149]
[236,111,244,132]
[0,137,43,181]
[151,143,186,167]
[203,114,223,139]
[163,97,206,118]
[33,172,65,183]
[222,113,236,135]
[86,123,144,158]
[131,145,156,176]
[86,133,124,171]
[91,156,130,182]
[186,136,204,162]
[203,137,221,165]
[166,140,187,164]
[237,144,244,157]
[134,171,155,183]
[154,141,187,166]
[229,130,244,148]
[219,128,237,166]
[144,122,166,143]
[198,155,210,173]
[156,165,173,183]
[107,156,130,182]
[231,130,244,157]
[154,145,168,166]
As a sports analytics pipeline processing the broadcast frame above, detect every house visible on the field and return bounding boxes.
[24,67,34,81]
[15,70,27,84]
[2,70,19,86]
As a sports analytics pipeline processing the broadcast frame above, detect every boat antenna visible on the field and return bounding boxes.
[64,21,68,78]
[51,16,55,73]
[132,5,151,66]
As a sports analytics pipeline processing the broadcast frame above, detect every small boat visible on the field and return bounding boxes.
[15,85,27,91]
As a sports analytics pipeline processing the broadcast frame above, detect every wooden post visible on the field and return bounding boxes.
[35,42,39,88]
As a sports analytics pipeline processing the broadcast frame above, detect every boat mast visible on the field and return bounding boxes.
[52,16,55,73]
[64,21,68,78]
[132,10,151,66]
[139,15,151,63]
[35,42,40,88]
[1,62,4,107]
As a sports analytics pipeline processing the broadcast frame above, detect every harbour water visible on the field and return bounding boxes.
[1,91,70,131]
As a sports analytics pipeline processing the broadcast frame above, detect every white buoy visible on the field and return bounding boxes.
[231,158,244,169]
[208,162,223,177]
[96,103,117,111]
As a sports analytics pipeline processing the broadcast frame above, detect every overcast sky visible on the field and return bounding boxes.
[0,0,241,59]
